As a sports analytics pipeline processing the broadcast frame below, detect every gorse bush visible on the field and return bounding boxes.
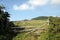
[49,16,60,40]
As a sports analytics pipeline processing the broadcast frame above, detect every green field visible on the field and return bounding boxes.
[12,19,49,40]
[13,20,48,27]
[12,17,60,40]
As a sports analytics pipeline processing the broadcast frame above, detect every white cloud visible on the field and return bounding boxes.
[18,4,29,10]
[13,0,49,10]
[13,0,60,10]
[13,4,34,10]
[28,0,49,6]
[13,4,30,10]
[51,0,60,5]
[19,4,35,10]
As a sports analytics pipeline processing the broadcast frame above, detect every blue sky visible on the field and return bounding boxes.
[0,0,60,21]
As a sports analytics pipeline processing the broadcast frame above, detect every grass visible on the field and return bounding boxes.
[12,19,49,40]
[13,20,48,27]
[12,17,60,40]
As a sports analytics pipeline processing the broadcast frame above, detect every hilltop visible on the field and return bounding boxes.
[31,16,48,20]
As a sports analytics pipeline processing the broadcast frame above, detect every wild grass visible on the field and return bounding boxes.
[13,19,49,40]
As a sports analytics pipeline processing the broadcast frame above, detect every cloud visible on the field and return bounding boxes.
[13,0,60,10]
[13,4,34,10]
[28,0,48,6]
[51,0,60,5]
[13,0,49,10]
[13,4,29,10]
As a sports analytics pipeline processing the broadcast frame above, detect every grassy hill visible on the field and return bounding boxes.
[31,16,48,20]
[12,17,49,40]
[12,16,60,40]
[13,20,48,27]
[13,16,48,27]
[13,21,49,40]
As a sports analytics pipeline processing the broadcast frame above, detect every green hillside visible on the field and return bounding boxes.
[12,17,60,40]
[13,20,48,28]
[13,20,49,40]
[31,16,48,20]
[12,16,49,40]
[13,16,48,27]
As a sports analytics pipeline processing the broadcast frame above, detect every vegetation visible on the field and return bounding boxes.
[13,20,48,27]
[0,4,60,40]
[12,16,60,40]
[0,5,10,32]
[31,16,48,20]
[0,5,18,40]
[48,16,60,40]
[12,17,49,40]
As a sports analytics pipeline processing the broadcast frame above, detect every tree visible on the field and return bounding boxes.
[0,5,19,40]
[0,5,10,32]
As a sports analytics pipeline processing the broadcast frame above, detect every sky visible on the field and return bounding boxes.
[0,0,60,21]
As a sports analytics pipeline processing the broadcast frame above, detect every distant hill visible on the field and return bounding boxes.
[31,16,48,20]
[13,20,48,27]
[12,16,48,27]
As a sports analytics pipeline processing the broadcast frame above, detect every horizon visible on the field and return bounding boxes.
[0,0,60,21]
[10,16,60,21]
